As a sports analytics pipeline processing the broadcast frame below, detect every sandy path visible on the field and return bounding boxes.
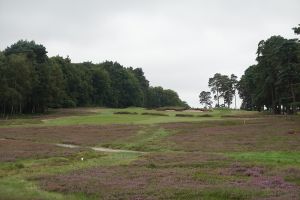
[1,138,143,154]
[55,143,143,153]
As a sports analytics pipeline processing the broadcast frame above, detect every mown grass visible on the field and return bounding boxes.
[227,151,300,166]
[42,113,214,126]
[0,107,258,127]
[101,127,176,151]
[42,107,258,126]
[0,151,142,178]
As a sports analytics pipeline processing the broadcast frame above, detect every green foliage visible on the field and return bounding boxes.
[0,41,188,115]
[293,24,300,35]
[208,73,237,108]
[238,33,300,114]
[145,86,187,108]
[4,40,47,63]
[199,91,212,108]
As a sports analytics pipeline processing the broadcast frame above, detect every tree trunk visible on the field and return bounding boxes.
[234,93,236,109]
[217,89,219,107]
[290,83,297,114]
[271,87,276,114]
[3,104,6,118]
[278,104,281,115]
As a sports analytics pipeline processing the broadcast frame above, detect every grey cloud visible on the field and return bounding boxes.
[0,0,299,107]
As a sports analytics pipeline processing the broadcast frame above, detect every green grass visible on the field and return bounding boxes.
[0,176,94,200]
[0,151,142,178]
[43,112,216,126]
[227,151,300,166]
[0,118,43,126]
[101,127,175,151]
[0,151,142,199]
[0,107,256,127]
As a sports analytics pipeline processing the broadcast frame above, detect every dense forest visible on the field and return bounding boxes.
[238,25,300,114]
[199,25,300,114]
[0,41,188,115]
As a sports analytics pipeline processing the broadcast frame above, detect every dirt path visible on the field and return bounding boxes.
[55,143,144,153]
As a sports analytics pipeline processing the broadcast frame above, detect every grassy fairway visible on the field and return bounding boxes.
[0,107,256,127]
[42,108,259,126]
[0,108,299,199]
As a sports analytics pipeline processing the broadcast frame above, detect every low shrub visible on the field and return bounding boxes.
[190,108,213,112]
[175,114,194,117]
[113,111,138,115]
[141,112,168,116]
[197,114,213,117]
[14,163,25,169]
[221,114,260,118]
[156,107,188,111]
[221,115,241,118]
[147,163,157,168]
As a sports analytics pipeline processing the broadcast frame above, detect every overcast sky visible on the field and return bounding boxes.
[0,0,299,107]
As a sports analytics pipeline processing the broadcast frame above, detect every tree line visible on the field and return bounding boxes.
[238,25,300,114]
[0,40,188,115]
[199,25,300,114]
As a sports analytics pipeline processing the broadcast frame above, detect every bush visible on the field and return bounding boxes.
[156,106,188,111]
[190,108,213,112]
[14,163,25,169]
[141,112,168,116]
[147,163,157,168]
[221,115,240,118]
[113,111,138,115]
[197,114,213,117]
[175,114,194,117]
[61,99,76,108]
